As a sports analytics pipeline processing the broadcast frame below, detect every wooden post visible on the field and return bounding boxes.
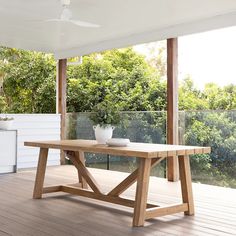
[167,38,179,181]
[57,59,67,165]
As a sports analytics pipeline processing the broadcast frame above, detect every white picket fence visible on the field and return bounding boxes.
[1,114,61,169]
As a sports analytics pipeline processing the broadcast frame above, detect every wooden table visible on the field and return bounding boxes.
[25,139,211,227]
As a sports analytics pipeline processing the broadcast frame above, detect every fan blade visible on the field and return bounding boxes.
[45,19,63,22]
[45,19,100,28]
[69,20,100,28]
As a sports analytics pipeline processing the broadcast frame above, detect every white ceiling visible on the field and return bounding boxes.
[0,0,236,59]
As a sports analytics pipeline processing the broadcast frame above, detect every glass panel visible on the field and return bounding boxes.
[179,111,236,188]
[66,111,236,188]
[66,112,167,177]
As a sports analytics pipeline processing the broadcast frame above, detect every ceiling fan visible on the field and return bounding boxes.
[45,0,100,28]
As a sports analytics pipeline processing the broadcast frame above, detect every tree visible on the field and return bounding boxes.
[179,77,208,110]
[67,48,166,112]
[184,111,236,187]
[0,47,56,113]
[178,77,236,111]
[203,83,236,110]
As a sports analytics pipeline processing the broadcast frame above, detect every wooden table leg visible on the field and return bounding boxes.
[33,148,49,199]
[133,158,152,227]
[75,151,88,189]
[178,155,194,215]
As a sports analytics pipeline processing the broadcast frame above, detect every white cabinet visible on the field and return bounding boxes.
[0,130,17,174]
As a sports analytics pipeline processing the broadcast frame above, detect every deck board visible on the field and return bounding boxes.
[0,165,235,236]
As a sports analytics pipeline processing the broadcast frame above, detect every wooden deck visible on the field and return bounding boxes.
[0,165,235,236]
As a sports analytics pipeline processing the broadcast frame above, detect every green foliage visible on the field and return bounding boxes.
[203,83,236,110]
[102,48,148,72]
[179,77,236,111]
[67,48,166,112]
[184,111,236,187]
[179,77,209,110]
[67,55,115,112]
[89,101,121,127]
[0,96,7,113]
[1,46,235,114]
[0,47,56,113]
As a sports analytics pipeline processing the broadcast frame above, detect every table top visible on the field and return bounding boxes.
[25,139,211,158]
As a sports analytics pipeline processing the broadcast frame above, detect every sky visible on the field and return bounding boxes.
[134,26,236,90]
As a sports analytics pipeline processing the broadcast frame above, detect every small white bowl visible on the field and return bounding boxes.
[106,138,130,147]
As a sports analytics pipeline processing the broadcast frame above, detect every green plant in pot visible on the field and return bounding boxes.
[90,102,120,144]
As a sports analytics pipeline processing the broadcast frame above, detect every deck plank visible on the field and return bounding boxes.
[0,166,235,236]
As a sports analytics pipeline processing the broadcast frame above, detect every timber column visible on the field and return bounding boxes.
[167,38,179,181]
[57,59,67,165]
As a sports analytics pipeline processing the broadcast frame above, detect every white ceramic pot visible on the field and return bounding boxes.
[0,120,14,130]
[93,125,115,144]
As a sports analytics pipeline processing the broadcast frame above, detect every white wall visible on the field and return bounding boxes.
[3,114,61,169]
